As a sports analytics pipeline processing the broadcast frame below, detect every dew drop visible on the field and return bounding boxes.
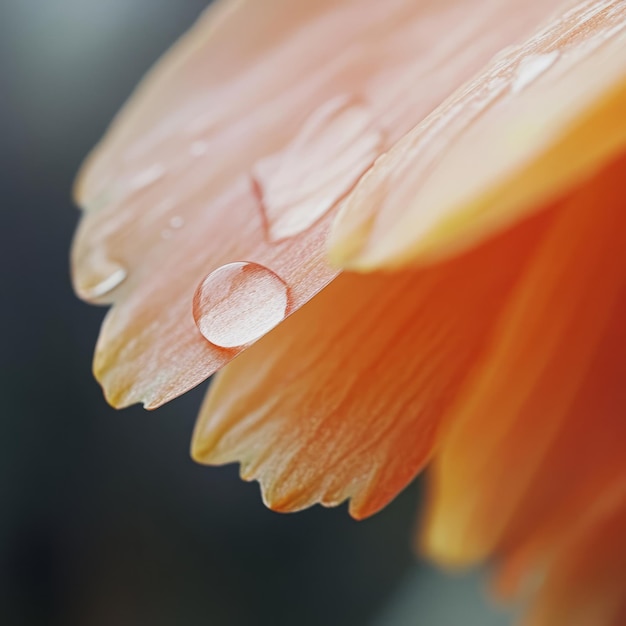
[193,262,289,349]
[511,51,560,94]
[253,95,383,241]
[79,264,127,300]
[169,215,184,229]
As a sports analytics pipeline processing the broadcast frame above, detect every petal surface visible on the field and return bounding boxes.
[494,291,626,603]
[330,0,626,270]
[490,248,626,625]
[191,211,552,518]
[421,153,626,574]
[522,484,626,626]
[72,0,568,407]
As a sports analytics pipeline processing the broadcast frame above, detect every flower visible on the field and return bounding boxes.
[72,0,626,624]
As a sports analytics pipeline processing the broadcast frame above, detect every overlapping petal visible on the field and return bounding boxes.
[330,0,626,270]
[72,0,567,408]
[420,153,626,623]
[192,211,551,518]
[420,153,626,567]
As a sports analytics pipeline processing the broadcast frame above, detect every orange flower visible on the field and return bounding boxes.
[72,1,626,624]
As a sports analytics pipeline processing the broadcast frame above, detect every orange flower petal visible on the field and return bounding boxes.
[191,210,551,518]
[420,153,626,568]
[489,263,626,620]
[522,484,626,626]
[329,0,626,270]
[72,0,567,408]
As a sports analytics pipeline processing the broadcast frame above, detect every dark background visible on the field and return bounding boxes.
[1,2,507,625]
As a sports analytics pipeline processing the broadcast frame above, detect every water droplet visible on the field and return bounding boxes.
[190,141,209,157]
[511,51,560,94]
[193,262,289,349]
[129,163,165,191]
[253,95,383,241]
[169,215,184,229]
[79,264,127,300]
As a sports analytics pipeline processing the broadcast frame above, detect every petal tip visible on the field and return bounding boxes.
[100,384,133,411]
[258,484,309,515]
[189,426,218,465]
[419,512,488,571]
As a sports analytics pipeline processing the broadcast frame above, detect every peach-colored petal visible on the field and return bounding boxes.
[420,154,626,568]
[75,184,338,409]
[191,210,552,518]
[72,0,568,408]
[330,0,626,270]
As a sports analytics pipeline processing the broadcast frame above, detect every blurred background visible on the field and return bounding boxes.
[1,2,510,624]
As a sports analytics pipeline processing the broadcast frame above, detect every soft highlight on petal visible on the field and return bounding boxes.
[329,0,626,270]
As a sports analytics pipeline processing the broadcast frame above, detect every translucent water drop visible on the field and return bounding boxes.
[169,215,184,229]
[193,262,289,349]
[511,51,560,94]
[253,95,383,241]
[79,263,127,300]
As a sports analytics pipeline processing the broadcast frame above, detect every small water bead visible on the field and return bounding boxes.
[169,215,184,229]
[161,216,184,239]
[511,51,560,94]
[193,262,290,349]
[253,95,383,241]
